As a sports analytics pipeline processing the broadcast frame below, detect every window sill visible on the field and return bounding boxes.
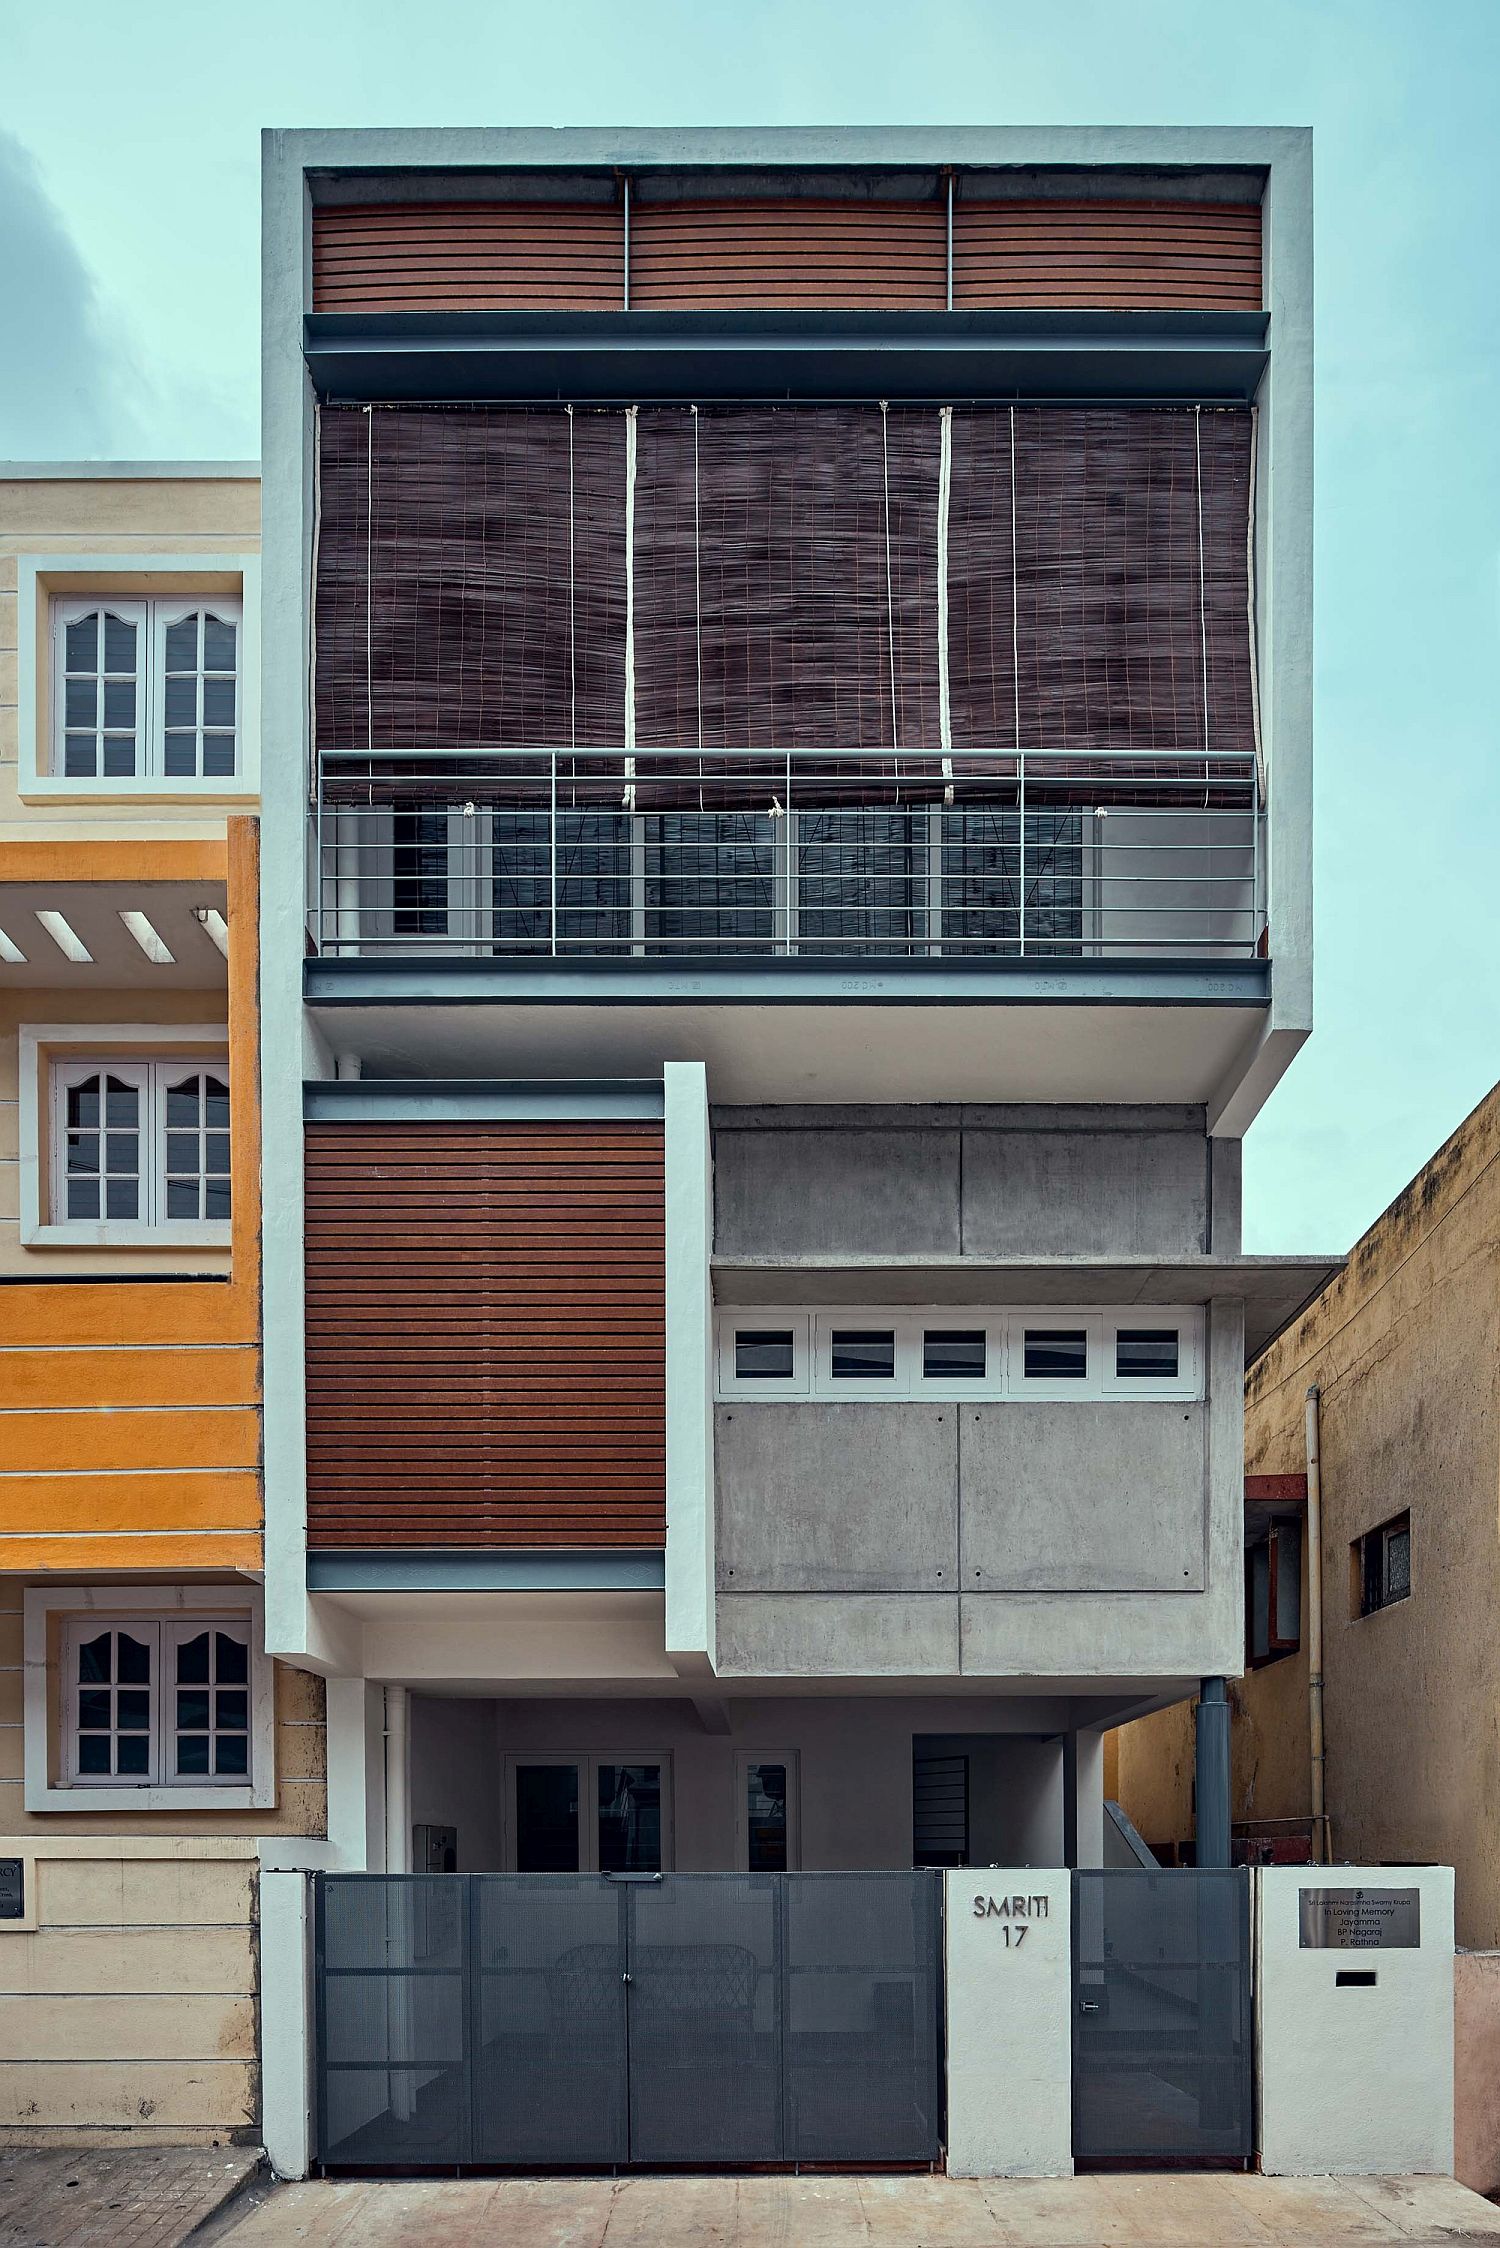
[24,1222,232,1250]
[25,1782,271,1815]
[19,778,255,803]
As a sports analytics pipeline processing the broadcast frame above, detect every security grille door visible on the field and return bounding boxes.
[1072,1869,1252,2164]
[315,1872,942,2170]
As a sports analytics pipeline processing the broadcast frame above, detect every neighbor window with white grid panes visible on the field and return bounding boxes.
[50,1056,230,1234]
[63,1615,253,1789]
[52,596,241,781]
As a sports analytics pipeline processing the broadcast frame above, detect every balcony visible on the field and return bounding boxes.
[310,746,1262,965]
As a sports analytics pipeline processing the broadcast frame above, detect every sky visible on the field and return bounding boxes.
[2,0,1497,1257]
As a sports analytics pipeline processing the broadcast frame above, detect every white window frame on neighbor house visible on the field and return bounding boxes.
[734,1750,801,1873]
[501,1752,675,1873]
[14,554,260,798]
[23,1585,274,1814]
[18,1024,232,1250]
[714,1307,1204,1402]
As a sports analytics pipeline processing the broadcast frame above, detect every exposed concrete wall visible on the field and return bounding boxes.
[712,1104,1221,1260]
[945,1867,1072,2176]
[1456,1952,1500,2197]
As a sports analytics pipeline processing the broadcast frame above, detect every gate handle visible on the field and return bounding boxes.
[622,1971,633,1985]
[1079,2000,1101,2013]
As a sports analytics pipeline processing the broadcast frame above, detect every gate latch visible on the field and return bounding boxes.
[622,1971,633,1985]
[1079,1999,1101,2013]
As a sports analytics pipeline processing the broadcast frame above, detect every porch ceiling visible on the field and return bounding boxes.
[0,881,230,988]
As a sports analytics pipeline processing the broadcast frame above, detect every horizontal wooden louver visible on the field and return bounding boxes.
[312,202,624,312]
[304,1122,666,1549]
[953,200,1262,310]
[629,198,947,309]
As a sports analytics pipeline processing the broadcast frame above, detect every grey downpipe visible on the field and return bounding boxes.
[1305,1384,1331,1863]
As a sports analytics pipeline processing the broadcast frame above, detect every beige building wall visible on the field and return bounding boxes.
[1111,1084,1500,1936]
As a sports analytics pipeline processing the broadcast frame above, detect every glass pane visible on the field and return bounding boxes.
[105,1134,136,1170]
[164,615,199,669]
[117,1735,150,1776]
[203,1080,231,1127]
[102,679,135,729]
[206,1133,231,1173]
[163,733,198,777]
[116,1633,150,1684]
[67,1178,100,1219]
[735,1330,795,1380]
[166,1179,199,1219]
[103,1079,139,1128]
[163,674,198,727]
[166,1132,198,1171]
[177,1734,211,1775]
[176,1630,210,1682]
[65,677,97,726]
[514,1764,580,1872]
[215,1689,248,1731]
[923,1330,986,1380]
[77,1689,112,1729]
[746,1762,788,1872]
[202,732,236,777]
[68,1079,101,1128]
[66,1134,98,1174]
[204,1179,232,1220]
[1115,1329,1180,1380]
[77,1734,111,1775]
[215,1735,249,1776]
[1385,1527,1411,1601]
[215,1632,248,1683]
[116,1690,151,1731]
[106,1177,140,1219]
[202,615,236,670]
[166,1079,202,1127]
[102,735,137,777]
[830,1330,896,1381]
[64,733,98,776]
[176,1691,211,1731]
[1024,1330,1089,1380]
[65,613,100,669]
[597,1763,662,1873]
[102,612,137,671]
[202,676,235,727]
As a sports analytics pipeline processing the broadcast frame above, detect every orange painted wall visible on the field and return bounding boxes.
[0,818,261,1572]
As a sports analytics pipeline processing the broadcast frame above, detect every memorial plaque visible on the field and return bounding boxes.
[0,1860,23,1923]
[1298,1885,1420,1949]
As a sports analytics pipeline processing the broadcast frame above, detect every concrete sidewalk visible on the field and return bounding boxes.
[217,2172,1500,2245]
[0,2147,264,2248]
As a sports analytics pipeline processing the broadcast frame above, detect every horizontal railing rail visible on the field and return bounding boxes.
[310,746,1265,963]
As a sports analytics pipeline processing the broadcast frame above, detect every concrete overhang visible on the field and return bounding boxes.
[0,881,230,988]
[712,1255,1344,1361]
[304,306,1268,406]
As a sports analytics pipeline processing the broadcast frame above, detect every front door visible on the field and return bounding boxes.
[507,1756,668,1872]
[1072,1868,1252,2164]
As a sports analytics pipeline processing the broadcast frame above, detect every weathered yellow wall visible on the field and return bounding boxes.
[0,475,259,843]
[1112,1085,1500,1923]
[0,1838,260,2144]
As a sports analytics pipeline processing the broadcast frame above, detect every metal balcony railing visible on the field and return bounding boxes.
[310,747,1265,962]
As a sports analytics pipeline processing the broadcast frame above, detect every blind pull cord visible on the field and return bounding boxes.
[880,400,899,761]
[624,404,638,809]
[937,405,953,797]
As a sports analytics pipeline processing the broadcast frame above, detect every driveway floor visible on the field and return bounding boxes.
[218,2172,1500,2246]
[0,2147,263,2248]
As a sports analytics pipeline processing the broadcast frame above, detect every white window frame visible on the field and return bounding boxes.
[735,1749,801,1873]
[16,554,259,798]
[501,1752,674,1873]
[150,596,244,783]
[52,596,149,782]
[24,1586,274,1813]
[19,1024,231,1250]
[715,1307,1203,1403]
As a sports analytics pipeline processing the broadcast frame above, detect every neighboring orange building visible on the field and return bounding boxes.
[0,465,324,2145]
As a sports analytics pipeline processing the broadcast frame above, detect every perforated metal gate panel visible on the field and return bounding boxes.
[315,1871,942,2170]
[1072,1869,1252,2164]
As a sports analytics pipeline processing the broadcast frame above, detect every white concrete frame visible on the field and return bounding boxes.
[664,1059,714,1673]
[18,1022,232,1250]
[23,1584,275,1813]
[16,553,261,799]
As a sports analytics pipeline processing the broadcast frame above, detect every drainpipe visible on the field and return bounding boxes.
[335,1052,361,1082]
[383,1685,410,1873]
[1305,1385,1330,1863]
[382,1686,413,2122]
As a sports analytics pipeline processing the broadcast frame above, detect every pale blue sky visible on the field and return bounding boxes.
[3,0,1497,1256]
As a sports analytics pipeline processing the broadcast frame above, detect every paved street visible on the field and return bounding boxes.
[216,2172,1500,2245]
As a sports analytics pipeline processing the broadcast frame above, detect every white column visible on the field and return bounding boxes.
[260,1870,314,2178]
[325,1675,384,1869]
[1063,1728,1105,1868]
[663,1060,715,1673]
[945,1868,1073,2176]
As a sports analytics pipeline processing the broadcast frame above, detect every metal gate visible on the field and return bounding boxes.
[314,1871,943,2170]
[1072,1869,1252,2165]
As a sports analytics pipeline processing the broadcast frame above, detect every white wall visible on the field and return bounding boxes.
[1257,1864,1455,2176]
[945,1867,1072,2176]
[409,1696,503,1871]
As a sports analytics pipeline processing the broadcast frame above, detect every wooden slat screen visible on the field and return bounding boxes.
[312,202,624,312]
[953,199,1262,310]
[629,198,946,309]
[304,1122,665,1549]
[316,402,1254,763]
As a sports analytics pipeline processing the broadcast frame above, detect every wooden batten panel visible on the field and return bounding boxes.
[953,200,1263,310]
[304,1122,666,1548]
[313,203,625,311]
[630,199,946,309]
